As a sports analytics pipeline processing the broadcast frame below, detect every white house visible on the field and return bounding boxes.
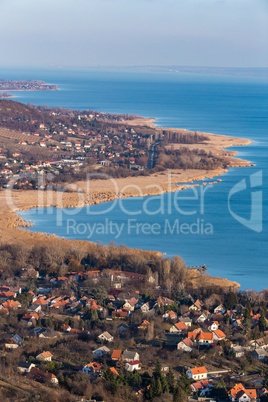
[229,383,257,402]
[196,313,208,323]
[232,345,245,358]
[125,361,141,372]
[212,329,226,341]
[98,331,114,343]
[122,350,140,362]
[36,351,53,362]
[186,366,208,381]
[197,331,213,346]
[179,317,192,328]
[169,322,188,333]
[189,300,203,311]
[208,321,219,331]
[177,338,193,353]
[17,362,35,374]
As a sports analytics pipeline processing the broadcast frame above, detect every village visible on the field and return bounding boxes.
[0,102,156,189]
[0,99,222,192]
[1,255,268,401]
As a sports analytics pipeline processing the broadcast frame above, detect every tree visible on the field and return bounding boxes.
[259,309,267,332]
[210,379,228,399]
[224,292,238,310]
[166,369,175,393]
[173,386,186,402]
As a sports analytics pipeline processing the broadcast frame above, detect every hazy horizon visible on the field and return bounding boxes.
[1,0,267,69]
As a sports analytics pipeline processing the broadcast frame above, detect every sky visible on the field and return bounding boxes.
[1,0,268,68]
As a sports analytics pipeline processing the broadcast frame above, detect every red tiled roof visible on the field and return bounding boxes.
[111,349,122,360]
[190,366,207,375]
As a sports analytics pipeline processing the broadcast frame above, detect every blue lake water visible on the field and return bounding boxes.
[2,67,268,290]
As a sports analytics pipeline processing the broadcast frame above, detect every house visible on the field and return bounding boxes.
[196,331,213,346]
[21,313,39,326]
[229,383,257,401]
[122,350,140,362]
[189,299,203,311]
[214,304,226,314]
[125,360,141,372]
[11,334,22,345]
[82,362,102,375]
[156,296,174,308]
[179,316,192,328]
[235,390,257,401]
[191,380,212,396]
[17,361,36,374]
[123,297,138,311]
[195,313,208,323]
[163,310,177,321]
[232,345,245,358]
[138,320,150,330]
[177,338,193,353]
[5,340,20,349]
[141,302,154,314]
[98,331,114,343]
[36,351,53,362]
[28,304,42,313]
[186,366,208,381]
[28,367,58,384]
[2,300,21,310]
[92,346,110,359]
[252,348,267,361]
[249,336,268,349]
[212,329,226,341]
[169,322,188,333]
[207,321,219,331]
[38,328,58,339]
[112,309,129,319]
[111,349,122,361]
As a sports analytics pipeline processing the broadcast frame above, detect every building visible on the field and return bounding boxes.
[36,351,53,362]
[122,350,140,362]
[186,366,208,381]
[125,360,141,372]
[229,383,257,402]
[92,346,110,359]
[17,362,36,374]
[177,338,193,353]
[98,331,114,343]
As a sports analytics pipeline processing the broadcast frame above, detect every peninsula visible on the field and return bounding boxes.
[0,79,58,91]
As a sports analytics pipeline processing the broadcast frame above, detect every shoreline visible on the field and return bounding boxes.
[0,118,253,291]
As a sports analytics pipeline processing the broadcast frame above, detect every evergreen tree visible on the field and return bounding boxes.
[178,373,191,395]
[153,360,162,380]
[173,386,186,402]
[210,379,228,399]
[166,369,175,392]
[259,309,267,332]
[224,291,238,310]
